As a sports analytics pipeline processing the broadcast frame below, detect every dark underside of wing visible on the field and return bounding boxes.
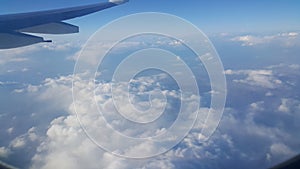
[0,22,79,49]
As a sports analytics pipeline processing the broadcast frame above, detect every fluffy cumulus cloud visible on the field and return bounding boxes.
[0,41,71,65]
[0,45,37,65]
[0,126,39,166]
[9,127,39,150]
[278,98,290,113]
[269,143,295,158]
[2,34,299,168]
[225,69,282,88]
[25,63,300,169]
[222,64,300,165]
[28,72,204,169]
[0,147,11,158]
[31,116,105,169]
[230,32,300,47]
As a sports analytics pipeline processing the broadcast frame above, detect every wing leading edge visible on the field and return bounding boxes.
[0,0,128,49]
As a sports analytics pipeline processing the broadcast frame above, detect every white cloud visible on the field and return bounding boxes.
[0,43,42,66]
[226,69,282,89]
[70,40,143,66]
[270,143,295,157]
[40,41,80,52]
[25,75,74,111]
[231,32,300,47]
[224,69,234,75]
[0,45,38,58]
[9,127,39,149]
[29,72,202,169]
[231,35,262,46]
[289,64,300,69]
[142,160,175,169]
[13,88,25,93]
[0,40,80,68]
[10,137,26,149]
[278,98,290,113]
[168,40,182,46]
[28,127,39,142]
[9,62,296,169]
[22,68,29,72]
[7,127,14,134]
[26,69,297,168]
[250,101,264,111]
[214,106,299,168]
[27,85,39,93]
[265,91,273,97]
[31,116,104,169]
[0,55,29,65]
[277,98,300,115]
[287,32,298,37]
[0,147,11,158]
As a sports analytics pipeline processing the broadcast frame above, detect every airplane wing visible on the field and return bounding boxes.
[0,0,128,49]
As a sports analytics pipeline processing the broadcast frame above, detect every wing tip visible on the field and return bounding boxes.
[43,40,52,43]
[109,0,129,5]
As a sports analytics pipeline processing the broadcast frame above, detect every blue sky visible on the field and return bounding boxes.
[1,0,300,34]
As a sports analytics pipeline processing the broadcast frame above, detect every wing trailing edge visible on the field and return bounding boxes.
[19,22,79,34]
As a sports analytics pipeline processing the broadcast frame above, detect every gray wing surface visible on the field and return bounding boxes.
[0,0,128,49]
